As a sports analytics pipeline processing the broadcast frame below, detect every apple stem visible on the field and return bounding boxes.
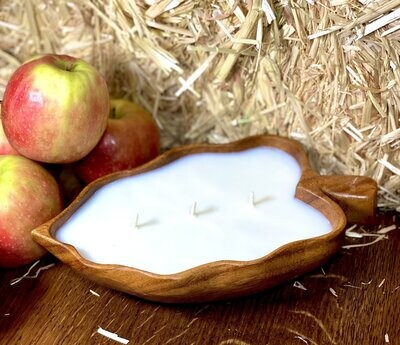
[110,107,117,119]
[65,63,74,72]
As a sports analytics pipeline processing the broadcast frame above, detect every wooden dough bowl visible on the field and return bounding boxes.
[32,135,377,303]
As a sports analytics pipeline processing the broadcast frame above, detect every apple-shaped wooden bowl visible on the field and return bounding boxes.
[32,135,377,303]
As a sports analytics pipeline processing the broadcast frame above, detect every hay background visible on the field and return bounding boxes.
[0,0,399,211]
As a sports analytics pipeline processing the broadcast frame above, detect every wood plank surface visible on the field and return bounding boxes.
[0,212,398,345]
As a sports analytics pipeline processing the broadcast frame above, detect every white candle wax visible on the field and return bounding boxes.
[56,147,332,275]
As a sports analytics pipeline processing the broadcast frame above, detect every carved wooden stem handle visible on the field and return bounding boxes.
[317,175,378,224]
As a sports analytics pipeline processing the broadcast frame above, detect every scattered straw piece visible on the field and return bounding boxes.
[385,333,390,343]
[215,0,264,80]
[343,0,400,32]
[146,0,184,18]
[331,0,347,5]
[345,224,390,239]
[363,8,400,37]
[226,0,245,23]
[175,53,218,97]
[377,225,397,234]
[289,310,337,344]
[345,231,363,239]
[329,288,338,298]
[294,335,309,344]
[352,233,385,238]
[97,327,129,344]
[378,279,386,288]
[89,289,100,297]
[4,313,10,316]
[346,66,363,86]
[261,0,276,24]
[9,260,39,285]
[381,23,400,37]
[343,284,362,289]
[293,281,307,291]
[345,224,357,232]
[9,261,55,285]
[378,160,400,176]
[342,235,386,249]
[307,25,342,40]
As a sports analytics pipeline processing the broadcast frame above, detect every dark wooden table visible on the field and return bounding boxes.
[1,213,399,345]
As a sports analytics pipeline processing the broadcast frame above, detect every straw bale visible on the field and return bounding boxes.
[0,0,399,210]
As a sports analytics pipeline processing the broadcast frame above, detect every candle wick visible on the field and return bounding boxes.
[249,192,255,207]
[134,213,140,229]
[190,202,197,217]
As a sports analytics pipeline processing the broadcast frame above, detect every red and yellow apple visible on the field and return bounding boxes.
[0,116,18,155]
[0,104,18,155]
[0,155,63,268]
[1,54,109,163]
[74,99,160,184]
